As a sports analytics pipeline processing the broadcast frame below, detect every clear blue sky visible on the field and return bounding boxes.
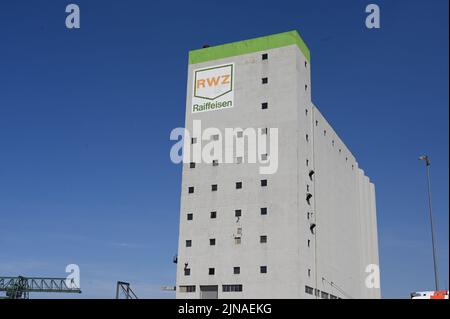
[0,0,448,299]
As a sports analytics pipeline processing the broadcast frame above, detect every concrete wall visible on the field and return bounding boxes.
[175,40,380,299]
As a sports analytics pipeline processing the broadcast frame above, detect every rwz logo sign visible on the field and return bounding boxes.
[192,64,234,113]
[194,64,233,100]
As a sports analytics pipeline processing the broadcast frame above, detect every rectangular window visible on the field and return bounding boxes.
[223,284,243,292]
[236,157,243,164]
[208,268,215,275]
[236,182,242,189]
[260,207,267,215]
[261,179,267,187]
[189,162,195,168]
[261,128,268,135]
[187,213,193,221]
[330,294,338,299]
[260,235,267,243]
[211,184,218,191]
[210,211,217,219]
[212,159,219,166]
[209,238,216,246]
[262,77,268,84]
[261,102,268,109]
[260,266,267,274]
[185,240,192,247]
[234,237,241,245]
[179,285,196,293]
[188,186,194,194]
[237,131,243,138]
[233,267,240,274]
[191,137,197,144]
[212,134,219,141]
[184,268,191,276]
[321,292,329,299]
[262,53,268,60]
[305,285,313,295]
[261,153,268,161]
[235,209,242,217]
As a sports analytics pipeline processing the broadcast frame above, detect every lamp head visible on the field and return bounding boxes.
[419,155,430,165]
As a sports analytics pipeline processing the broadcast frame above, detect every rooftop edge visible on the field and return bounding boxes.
[188,30,310,65]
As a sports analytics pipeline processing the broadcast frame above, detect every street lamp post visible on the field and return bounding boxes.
[418,155,439,291]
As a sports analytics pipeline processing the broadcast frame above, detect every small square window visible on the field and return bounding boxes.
[189,162,195,168]
[188,186,194,194]
[236,182,242,189]
[262,53,268,60]
[260,235,267,243]
[261,102,268,109]
[184,268,191,276]
[233,267,240,274]
[179,285,195,293]
[186,240,192,247]
[261,154,268,161]
[262,77,268,84]
[235,237,241,244]
[235,209,242,217]
[211,184,218,191]
[261,179,267,187]
[208,268,215,275]
[236,156,243,164]
[209,238,216,246]
[260,266,267,274]
[187,213,193,221]
[191,137,197,144]
[210,211,217,219]
[260,207,267,215]
[212,134,219,141]
[261,128,268,135]
[212,159,219,166]
[237,131,243,138]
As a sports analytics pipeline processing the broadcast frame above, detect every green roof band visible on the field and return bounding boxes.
[189,30,310,65]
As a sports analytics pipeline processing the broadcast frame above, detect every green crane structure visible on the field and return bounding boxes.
[0,276,81,299]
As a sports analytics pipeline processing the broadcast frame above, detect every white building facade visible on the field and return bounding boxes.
[175,31,380,299]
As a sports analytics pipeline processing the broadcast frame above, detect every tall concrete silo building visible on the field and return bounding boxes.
[175,30,380,299]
